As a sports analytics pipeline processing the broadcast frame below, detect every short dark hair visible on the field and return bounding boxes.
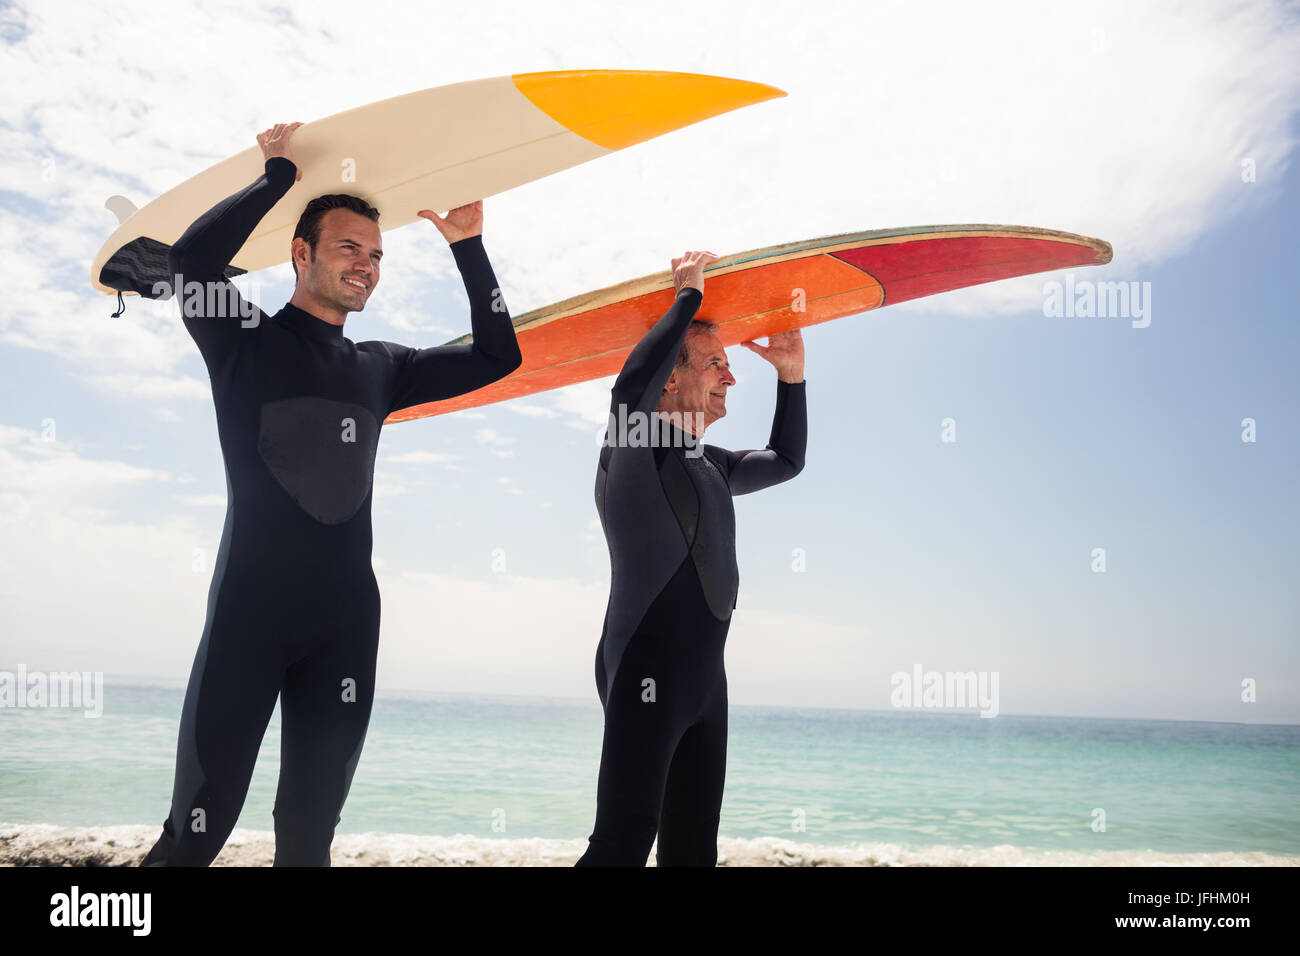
[291,195,380,280]
[675,320,718,370]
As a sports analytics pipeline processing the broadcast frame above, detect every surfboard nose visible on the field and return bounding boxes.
[511,69,786,151]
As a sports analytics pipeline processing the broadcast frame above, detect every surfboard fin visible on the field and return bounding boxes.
[104,195,139,225]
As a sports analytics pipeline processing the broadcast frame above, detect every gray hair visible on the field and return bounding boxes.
[674,320,718,370]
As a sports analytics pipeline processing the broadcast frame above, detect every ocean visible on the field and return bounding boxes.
[2,681,1297,865]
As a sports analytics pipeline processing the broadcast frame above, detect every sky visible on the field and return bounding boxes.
[1,0,1298,722]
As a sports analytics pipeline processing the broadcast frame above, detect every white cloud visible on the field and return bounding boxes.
[474,428,516,458]
[383,451,465,465]
[371,468,426,501]
[373,568,608,697]
[548,378,613,431]
[0,424,209,674]
[0,424,172,505]
[85,373,209,401]
[507,403,560,418]
[175,494,224,507]
[496,476,524,496]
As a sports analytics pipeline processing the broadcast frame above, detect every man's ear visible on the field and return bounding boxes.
[290,237,308,278]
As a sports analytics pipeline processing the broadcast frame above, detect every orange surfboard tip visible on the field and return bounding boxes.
[512,69,788,150]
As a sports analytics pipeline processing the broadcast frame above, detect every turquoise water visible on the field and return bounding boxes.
[1,682,1297,855]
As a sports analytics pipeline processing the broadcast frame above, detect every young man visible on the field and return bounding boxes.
[141,123,521,866]
[577,250,806,866]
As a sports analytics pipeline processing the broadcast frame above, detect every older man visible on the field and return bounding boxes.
[577,250,806,866]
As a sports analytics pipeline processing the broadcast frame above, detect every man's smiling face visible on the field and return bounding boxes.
[295,208,383,315]
[660,331,736,431]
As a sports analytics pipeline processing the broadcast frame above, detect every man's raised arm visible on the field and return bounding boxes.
[721,330,807,494]
[609,251,717,416]
[167,157,297,282]
[168,123,302,354]
[387,203,523,412]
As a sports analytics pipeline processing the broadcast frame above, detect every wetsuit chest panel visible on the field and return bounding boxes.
[257,397,380,525]
[656,444,699,546]
[679,450,738,620]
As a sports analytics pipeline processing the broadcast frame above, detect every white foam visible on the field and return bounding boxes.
[3,823,1295,867]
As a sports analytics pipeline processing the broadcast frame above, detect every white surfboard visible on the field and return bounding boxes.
[91,69,785,298]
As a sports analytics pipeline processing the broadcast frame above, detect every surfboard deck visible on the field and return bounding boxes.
[386,224,1113,424]
[92,70,785,297]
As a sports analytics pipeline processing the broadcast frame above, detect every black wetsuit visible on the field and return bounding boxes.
[140,157,521,866]
[576,287,807,867]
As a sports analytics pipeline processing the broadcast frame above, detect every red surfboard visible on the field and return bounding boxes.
[387,224,1112,424]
